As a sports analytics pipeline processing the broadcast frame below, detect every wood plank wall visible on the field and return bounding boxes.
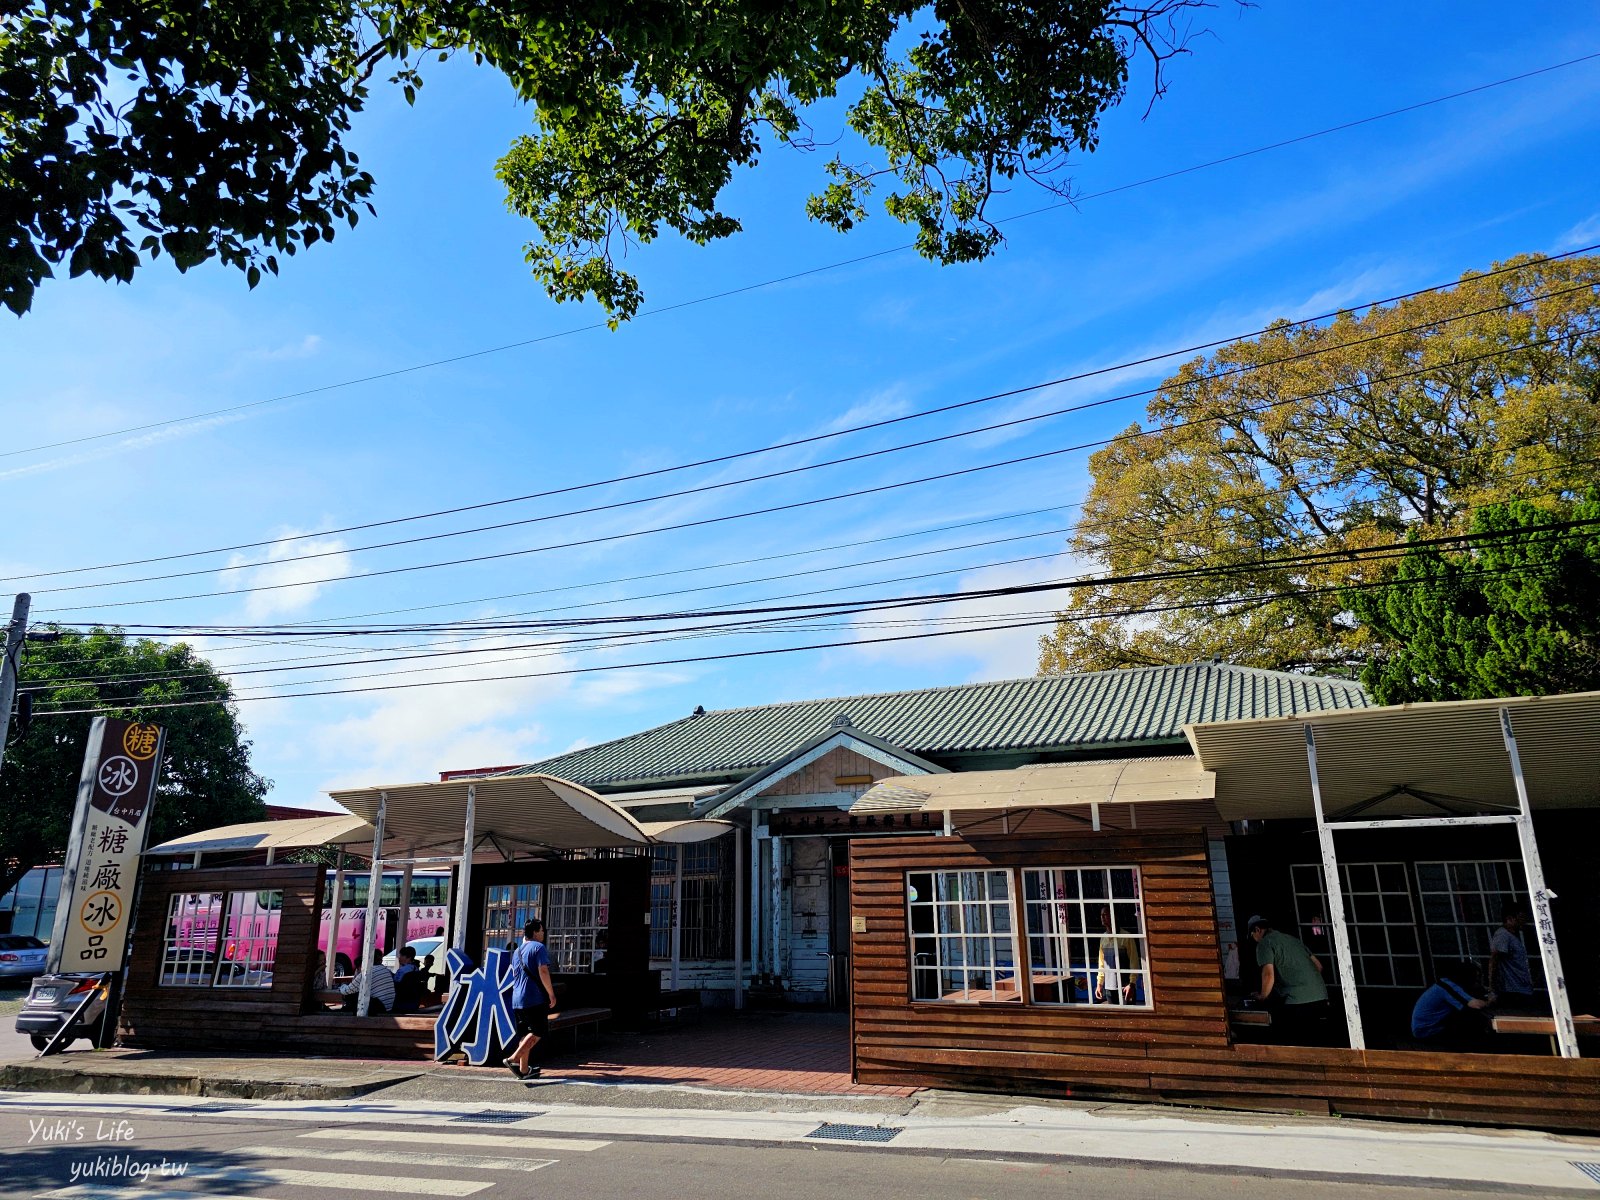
[119,865,435,1059]
[850,832,1600,1132]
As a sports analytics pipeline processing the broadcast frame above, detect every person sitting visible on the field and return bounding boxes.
[392,947,426,1013]
[1412,961,1496,1051]
[338,956,396,1015]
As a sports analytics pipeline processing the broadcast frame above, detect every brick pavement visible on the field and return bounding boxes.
[473,1011,915,1098]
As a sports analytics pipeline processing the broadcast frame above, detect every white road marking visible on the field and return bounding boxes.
[249,1141,557,1172]
[303,1127,608,1152]
[44,1165,492,1196]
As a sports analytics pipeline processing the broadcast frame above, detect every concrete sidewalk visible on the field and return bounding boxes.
[4,1086,1599,1194]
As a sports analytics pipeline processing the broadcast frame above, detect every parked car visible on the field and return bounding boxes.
[15,973,109,1052]
[382,935,446,972]
[0,934,48,980]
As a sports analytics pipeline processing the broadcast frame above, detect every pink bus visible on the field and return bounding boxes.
[169,870,451,978]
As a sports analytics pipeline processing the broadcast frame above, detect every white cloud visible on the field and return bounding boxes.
[1556,213,1600,252]
[220,532,357,620]
[249,334,324,362]
[313,633,577,790]
[846,549,1090,682]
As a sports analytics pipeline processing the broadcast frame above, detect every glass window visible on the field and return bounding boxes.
[545,882,610,973]
[907,870,1020,1003]
[1021,867,1151,1007]
[1416,859,1541,990]
[647,843,733,960]
[214,891,281,988]
[159,893,223,987]
[481,883,542,962]
[1291,862,1424,989]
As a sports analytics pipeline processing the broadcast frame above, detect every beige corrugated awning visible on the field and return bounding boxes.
[852,756,1215,814]
[638,819,736,844]
[329,774,734,858]
[1185,689,1600,822]
[145,814,373,857]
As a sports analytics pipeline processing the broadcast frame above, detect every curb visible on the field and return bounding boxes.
[0,1060,422,1102]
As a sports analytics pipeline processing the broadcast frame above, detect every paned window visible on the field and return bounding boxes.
[648,843,734,960]
[215,891,281,987]
[1416,860,1541,989]
[1291,862,1424,988]
[481,884,541,962]
[545,882,610,973]
[907,870,1019,1003]
[159,890,279,988]
[1023,867,1151,1007]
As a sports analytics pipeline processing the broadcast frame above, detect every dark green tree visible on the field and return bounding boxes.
[1348,496,1600,704]
[1,0,1211,318]
[0,629,268,898]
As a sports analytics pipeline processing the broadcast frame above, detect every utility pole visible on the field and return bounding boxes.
[0,592,31,775]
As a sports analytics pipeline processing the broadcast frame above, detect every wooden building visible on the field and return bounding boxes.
[846,691,1600,1131]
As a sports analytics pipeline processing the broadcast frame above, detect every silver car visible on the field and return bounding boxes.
[0,934,48,979]
[15,973,109,1052]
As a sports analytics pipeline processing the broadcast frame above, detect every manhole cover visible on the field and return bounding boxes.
[451,1111,544,1124]
[1571,1163,1600,1185]
[805,1123,901,1143]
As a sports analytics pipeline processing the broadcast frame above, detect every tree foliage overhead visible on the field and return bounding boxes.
[0,629,268,898]
[1,0,1210,318]
[1036,253,1600,678]
[1348,495,1600,704]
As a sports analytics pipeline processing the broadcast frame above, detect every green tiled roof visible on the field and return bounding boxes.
[509,663,1370,790]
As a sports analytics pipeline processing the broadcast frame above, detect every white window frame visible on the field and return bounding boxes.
[544,882,610,973]
[481,883,542,963]
[1291,862,1425,990]
[1415,859,1543,990]
[213,890,282,989]
[1022,865,1153,1009]
[906,869,1022,1004]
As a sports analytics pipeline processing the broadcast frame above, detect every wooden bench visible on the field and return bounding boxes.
[647,989,703,1026]
[549,1005,610,1049]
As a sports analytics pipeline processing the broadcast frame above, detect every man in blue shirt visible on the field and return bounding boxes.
[506,919,557,1080]
[1412,961,1495,1050]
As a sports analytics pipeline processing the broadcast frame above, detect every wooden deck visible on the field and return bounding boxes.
[849,832,1600,1133]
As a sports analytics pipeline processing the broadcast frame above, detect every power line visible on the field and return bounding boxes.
[33,328,1583,617]
[7,50,1596,469]
[14,245,1598,590]
[27,530,1592,716]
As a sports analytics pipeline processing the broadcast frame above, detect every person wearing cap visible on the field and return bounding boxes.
[1248,915,1332,1044]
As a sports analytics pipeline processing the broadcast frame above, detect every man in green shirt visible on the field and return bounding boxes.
[1248,915,1334,1045]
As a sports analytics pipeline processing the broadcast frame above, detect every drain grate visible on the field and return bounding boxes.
[178,1102,254,1115]
[1571,1163,1600,1185]
[451,1111,544,1124]
[805,1123,902,1144]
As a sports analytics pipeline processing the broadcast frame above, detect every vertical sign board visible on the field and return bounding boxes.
[45,717,166,974]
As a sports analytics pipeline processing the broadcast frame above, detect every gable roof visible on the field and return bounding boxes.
[508,662,1369,791]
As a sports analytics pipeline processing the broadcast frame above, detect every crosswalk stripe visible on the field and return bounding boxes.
[249,1142,557,1173]
[45,1166,490,1196]
[303,1127,609,1152]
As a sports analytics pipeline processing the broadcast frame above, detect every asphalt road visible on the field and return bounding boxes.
[0,1106,1574,1200]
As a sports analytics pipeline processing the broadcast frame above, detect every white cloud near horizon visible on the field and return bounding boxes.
[221,531,357,620]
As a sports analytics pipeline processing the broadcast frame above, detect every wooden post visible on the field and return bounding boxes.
[326,849,346,987]
[451,783,476,956]
[356,791,387,1017]
[1500,708,1580,1059]
[1305,725,1364,1050]
[733,830,745,1009]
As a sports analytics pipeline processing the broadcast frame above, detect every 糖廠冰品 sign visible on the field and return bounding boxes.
[47,717,166,974]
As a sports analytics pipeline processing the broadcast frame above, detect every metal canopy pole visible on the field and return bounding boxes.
[733,830,746,1009]
[749,819,763,977]
[451,783,477,956]
[326,849,346,986]
[356,791,387,1017]
[1500,708,1580,1059]
[396,861,414,955]
[1305,726,1364,1050]
[670,842,684,990]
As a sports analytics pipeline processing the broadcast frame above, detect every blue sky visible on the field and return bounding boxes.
[4,3,1599,808]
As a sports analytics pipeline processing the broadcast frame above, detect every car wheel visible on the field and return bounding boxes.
[29,1034,49,1051]
[335,954,353,976]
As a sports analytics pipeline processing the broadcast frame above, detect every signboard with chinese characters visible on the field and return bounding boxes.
[46,717,166,974]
